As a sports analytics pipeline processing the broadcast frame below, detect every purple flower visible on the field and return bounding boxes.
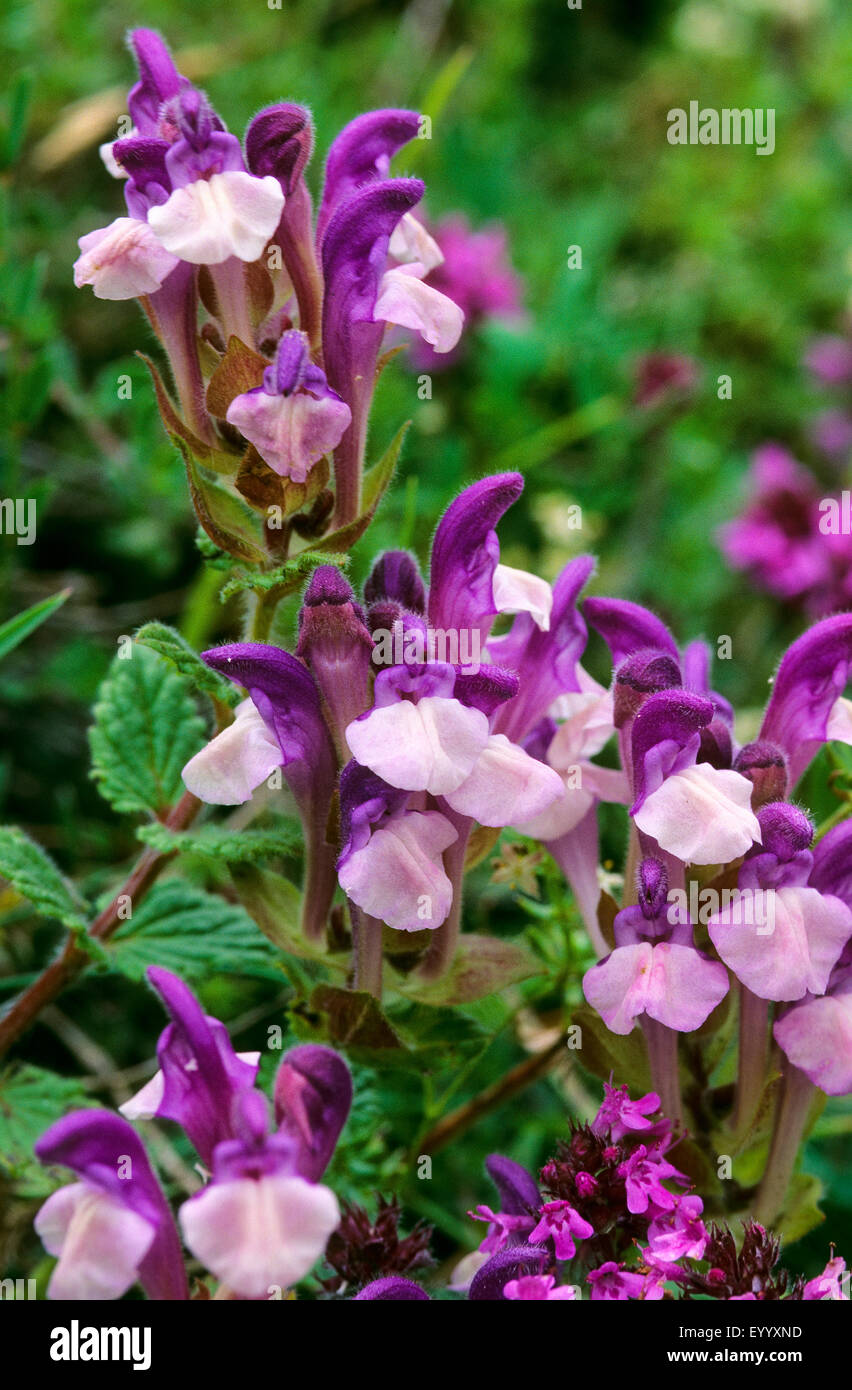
[226,331,351,482]
[583,858,729,1034]
[178,1090,340,1299]
[273,1043,353,1182]
[647,1194,708,1261]
[354,1276,430,1300]
[758,612,852,787]
[708,803,852,1003]
[34,1110,187,1301]
[803,1256,849,1300]
[120,966,260,1167]
[805,334,852,387]
[468,1245,549,1300]
[529,1200,594,1260]
[591,1082,665,1142]
[587,1261,648,1300]
[504,1274,577,1301]
[617,1144,688,1215]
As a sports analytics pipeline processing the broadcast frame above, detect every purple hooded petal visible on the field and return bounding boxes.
[35,1109,187,1300]
[364,551,426,614]
[127,28,187,135]
[760,614,852,786]
[354,1276,430,1300]
[490,556,594,742]
[810,821,852,910]
[245,103,313,194]
[321,178,423,523]
[427,472,523,643]
[146,966,259,1167]
[338,760,408,862]
[453,666,520,717]
[317,109,421,244]
[612,649,683,729]
[113,137,172,217]
[468,1245,548,1300]
[273,1044,353,1182]
[201,643,332,774]
[630,689,714,812]
[584,596,679,670]
[485,1155,541,1215]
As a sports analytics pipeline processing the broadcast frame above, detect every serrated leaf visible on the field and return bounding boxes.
[395,935,539,1005]
[0,1065,96,1197]
[0,825,89,929]
[137,821,302,862]
[106,879,282,981]
[134,622,240,708]
[89,646,206,818]
[0,588,70,662]
[229,863,348,971]
[219,551,348,603]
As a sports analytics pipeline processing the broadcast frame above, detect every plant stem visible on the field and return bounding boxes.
[733,985,769,1137]
[0,792,200,1059]
[418,812,471,981]
[753,1063,816,1227]
[419,1033,569,1155]
[351,905,383,1000]
[642,1017,683,1125]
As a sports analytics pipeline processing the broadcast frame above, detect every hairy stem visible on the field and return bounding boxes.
[642,1017,683,1126]
[753,1063,816,1227]
[351,905,383,1000]
[733,985,769,1137]
[0,792,200,1059]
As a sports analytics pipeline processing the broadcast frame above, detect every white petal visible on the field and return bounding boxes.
[148,172,285,265]
[827,696,852,745]
[634,763,761,865]
[179,1174,340,1299]
[374,266,464,352]
[181,699,282,805]
[100,137,134,178]
[338,809,457,931]
[389,213,444,273]
[345,696,489,794]
[445,734,565,826]
[548,690,616,765]
[492,564,553,630]
[36,1184,155,1301]
[74,217,178,299]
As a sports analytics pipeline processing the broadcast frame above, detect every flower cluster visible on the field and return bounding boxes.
[352,1085,849,1301]
[33,967,351,1300]
[75,28,463,539]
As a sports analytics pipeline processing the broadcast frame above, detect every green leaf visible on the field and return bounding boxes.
[106,879,282,981]
[395,935,540,1005]
[361,420,410,512]
[229,863,348,971]
[0,1065,96,1197]
[311,984,404,1053]
[89,646,206,818]
[137,820,302,862]
[134,622,240,708]
[0,825,89,929]
[776,1171,825,1245]
[181,442,269,563]
[0,588,70,662]
[570,1003,653,1094]
[219,551,348,603]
